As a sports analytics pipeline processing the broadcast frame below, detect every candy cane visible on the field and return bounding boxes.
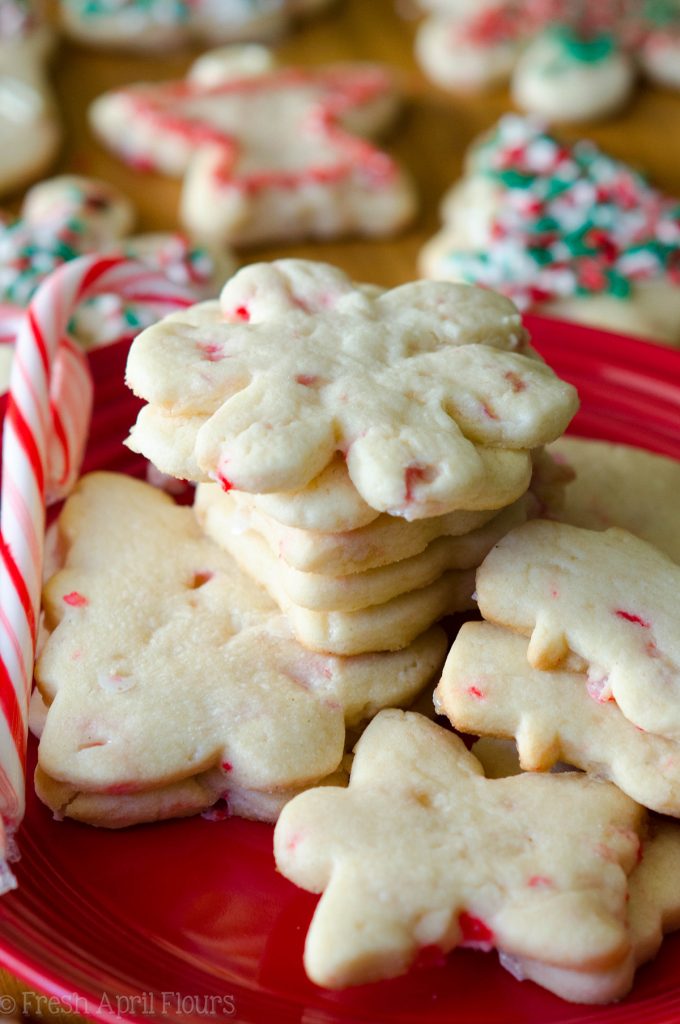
[0,254,196,869]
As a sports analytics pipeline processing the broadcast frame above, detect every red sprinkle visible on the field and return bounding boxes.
[615,610,650,628]
[233,305,250,321]
[63,592,88,607]
[459,912,494,947]
[216,472,233,493]
[467,686,485,700]
[222,761,233,772]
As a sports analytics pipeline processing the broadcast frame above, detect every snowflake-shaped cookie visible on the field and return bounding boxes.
[421,117,680,345]
[436,621,680,815]
[0,174,233,391]
[90,49,416,247]
[60,0,335,51]
[415,0,680,122]
[476,520,680,740]
[126,259,578,519]
[274,709,642,991]
[36,474,447,826]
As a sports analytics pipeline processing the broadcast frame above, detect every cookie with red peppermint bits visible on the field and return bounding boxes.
[549,437,680,563]
[274,708,643,995]
[60,0,335,52]
[90,47,415,248]
[0,0,60,196]
[128,408,534,531]
[436,621,680,816]
[196,486,529,613]
[421,116,680,346]
[0,174,234,392]
[414,1,680,121]
[465,735,680,1004]
[475,519,680,740]
[35,473,447,828]
[126,259,577,520]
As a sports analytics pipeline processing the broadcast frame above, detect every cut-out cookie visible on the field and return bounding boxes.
[415,2,678,122]
[61,0,335,52]
[34,756,351,830]
[421,117,680,346]
[437,621,680,815]
[195,482,508,576]
[500,818,680,1004]
[187,516,476,654]
[465,734,680,1003]
[126,260,577,518]
[35,474,448,826]
[549,437,680,563]
[0,1,60,196]
[91,51,415,247]
[196,488,529,611]
[128,407,534,528]
[274,709,643,993]
[0,174,234,390]
[476,520,680,740]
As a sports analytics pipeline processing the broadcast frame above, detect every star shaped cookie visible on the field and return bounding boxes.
[90,50,416,246]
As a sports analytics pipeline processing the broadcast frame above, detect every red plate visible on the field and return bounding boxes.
[1,317,680,1024]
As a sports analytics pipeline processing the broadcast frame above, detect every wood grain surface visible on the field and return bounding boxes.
[32,0,680,291]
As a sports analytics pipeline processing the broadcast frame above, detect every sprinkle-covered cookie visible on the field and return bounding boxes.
[421,117,680,345]
[476,520,680,739]
[126,260,577,519]
[90,50,416,247]
[415,1,680,121]
[274,709,643,993]
[35,474,448,826]
[60,0,335,51]
[0,174,233,390]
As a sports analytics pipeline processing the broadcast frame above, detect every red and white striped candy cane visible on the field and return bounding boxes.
[0,254,196,858]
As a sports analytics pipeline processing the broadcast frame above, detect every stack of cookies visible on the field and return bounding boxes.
[126,257,578,660]
[33,258,579,830]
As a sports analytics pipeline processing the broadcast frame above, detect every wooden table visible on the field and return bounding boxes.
[43,0,680,291]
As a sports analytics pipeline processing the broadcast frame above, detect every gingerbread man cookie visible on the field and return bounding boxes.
[0,174,234,391]
[475,520,680,740]
[414,1,680,122]
[421,117,680,346]
[0,1,60,196]
[90,48,416,247]
[36,474,447,827]
[465,735,680,1004]
[274,709,643,995]
[60,0,335,52]
[126,259,578,519]
[437,621,680,815]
